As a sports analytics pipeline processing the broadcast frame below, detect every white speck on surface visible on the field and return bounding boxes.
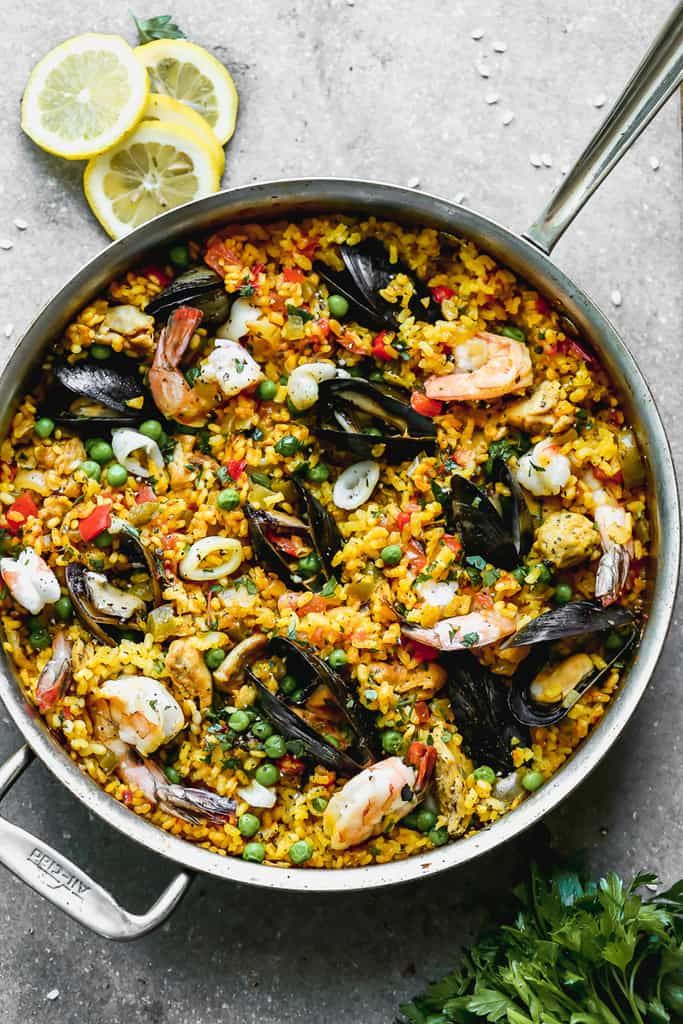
[611,289,622,307]
[593,93,607,108]
[407,175,420,188]
[541,153,553,167]
[4,323,13,338]
[649,155,660,170]
[560,164,569,175]
[454,191,467,204]
[485,92,499,104]
[475,61,490,78]
[46,989,60,1001]
[471,27,484,40]
[529,153,542,168]
[0,239,13,250]
[493,40,506,52]
[501,110,514,125]
[13,218,28,230]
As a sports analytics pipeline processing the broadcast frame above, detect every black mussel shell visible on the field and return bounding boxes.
[269,636,378,764]
[490,456,534,558]
[50,358,148,427]
[115,522,166,606]
[65,564,117,646]
[508,630,637,727]
[249,672,363,776]
[316,378,437,463]
[444,652,529,773]
[448,474,519,570]
[245,505,309,591]
[501,601,635,649]
[292,480,343,577]
[314,261,393,331]
[340,240,440,326]
[145,267,230,327]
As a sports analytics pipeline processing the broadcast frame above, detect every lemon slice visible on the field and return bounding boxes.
[21,34,149,160]
[144,93,224,177]
[83,120,220,239]
[135,39,238,145]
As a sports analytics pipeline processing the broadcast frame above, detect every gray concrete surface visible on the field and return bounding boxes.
[0,2,681,1021]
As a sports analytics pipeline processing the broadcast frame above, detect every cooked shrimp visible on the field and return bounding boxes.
[515,438,571,496]
[581,470,633,605]
[97,675,185,757]
[34,631,72,713]
[425,331,533,402]
[0,547,60,614]
[149,307,216,426]
[166,638,213,710]
[362,660,447,700]
[401,609,516,651]
[323,743,436,850]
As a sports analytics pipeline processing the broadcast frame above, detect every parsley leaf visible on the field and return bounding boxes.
[462,631,479,647]
[320,576,338,597]
[485,434,532,478]
[239,283,255,297]
[286,303,314,323]
[131,12,186,43]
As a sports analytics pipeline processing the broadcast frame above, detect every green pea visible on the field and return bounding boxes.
[415,809,437,833]
[286,739,306,757]
[204,648,226,671]
[254,762,280,787]
[535,563,554,584]
[290,688,305,703]
[380,544,402,567]
[275,434,301,457]
[473,765,496,784]
[307,463,329,483]
[401,811,421,830]
[264,734,287,759]
[297,553,321,577]
[164,766,181,785]
[229,710,251,733]
[381,729,403,755]
[311,796,328,813]
[328,294,349,318]
[428,827,449,847]
[327,648,348,670]
[93,530,113,549]
[28,629,50,651]
[90,343,112,361]
[238,813,260,838]
[89,440,113,465]
[554,582,573,605]
[54,596,73,622]
[79,459,101,480]
[119,629,139,642]
[106,464,128,488]
[34,417,55,439]
[497,324,526,342]
[217,488,240,511]
[252,716,274,741]
[139,419,163,441]
[511,566,527,585]
[169,244,190,269]
[242,841,266,863]
[257,379,278,401]
[605,630,625,654]
[289,839,313,864]
[522,770,545,792]
[280,674,298,695]
[363,427,383,437]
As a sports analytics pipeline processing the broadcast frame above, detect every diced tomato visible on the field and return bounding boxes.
[283,267,305,283]
[6,492,39,535]
[414,701,430,725]
[78,502,111,542]
[475,591,494,609]
[442,534,462,557]
[371,330,396,361]
[396,502,420,531]
[122,789,133,805]
[266,531,302,557]
[297,237,319,260]
[593,466,623,485]
[405,539,427,573]
[225,458,246,481]
[406,639,441,663]
[314,317,331,339]
[569,340,596,367]
[431,285,454,303]
[278,754,306,775]
[135,484,155,504]
[535,294,551,315]
[410,391,443,418]
[205,240,240,275]
[250,262,265,285]
[139,264,172,288]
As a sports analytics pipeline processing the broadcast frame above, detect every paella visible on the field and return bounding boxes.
[0,216,648,868]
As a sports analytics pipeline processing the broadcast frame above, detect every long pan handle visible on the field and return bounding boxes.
[525,1,683,254]
[0,746,192,940]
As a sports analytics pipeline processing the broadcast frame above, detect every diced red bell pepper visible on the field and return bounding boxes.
[431,285,454,303]
[78,502,111,542]
[414,701,430,725]
[250,262,265,285]
[135,484,155,504]
[6,492,39,535]
[283,267,305,283]
[278,754,306,775]
[225,458,246,481]
[371,330,396,361]
[410,391,443,418]
[297,237,319,260]
[314,318,331,339]
[442,534,462,557]
[406,639,441,663]
[396,502,420,531]
[139,264,172,288]
[535,294,551,315]
[569,340,596,367]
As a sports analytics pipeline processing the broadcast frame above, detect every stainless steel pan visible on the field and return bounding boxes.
[0,4,681,940]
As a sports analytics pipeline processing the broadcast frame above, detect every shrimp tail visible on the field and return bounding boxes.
[35,632,72,713]
[155,783,237,825]
[406,741,437,792]
[153,307,204,371]
[595,544,631,606]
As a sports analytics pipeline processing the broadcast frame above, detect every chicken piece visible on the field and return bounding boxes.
[534,511,600,569]
[506,380,562,434]
[166,637,213,710]
[433,729,471,837]
[362,660,448,700]
[95,305,155,357]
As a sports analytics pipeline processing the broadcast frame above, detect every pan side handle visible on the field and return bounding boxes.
[0,746,192,940]
[525,1,683,254]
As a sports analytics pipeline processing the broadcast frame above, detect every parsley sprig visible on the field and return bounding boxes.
[131,12,186,43]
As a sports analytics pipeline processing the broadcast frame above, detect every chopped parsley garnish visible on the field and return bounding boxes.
[239,283,255,297]
[286,304,314,323]
[485,434,532,478]
[184,365,201,387]
[462,632,479,647]
[320,576,338,597]
[482,566,501,587]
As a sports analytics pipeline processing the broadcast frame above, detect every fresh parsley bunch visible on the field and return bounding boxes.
[398,866,683,1023]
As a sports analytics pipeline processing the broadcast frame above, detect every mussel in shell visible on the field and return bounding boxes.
[500,600,634,649]
[49,357,149,428]
[313,239,440,331]
[245,481,342,591]
[444,652,529,773]
[315,377,437,462]
[490,455,534,559]
[65,563,133,646]
[448,474,520,570]
[145,267,230,327]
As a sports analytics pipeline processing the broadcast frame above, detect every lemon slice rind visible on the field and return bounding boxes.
[144,93,225,176]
